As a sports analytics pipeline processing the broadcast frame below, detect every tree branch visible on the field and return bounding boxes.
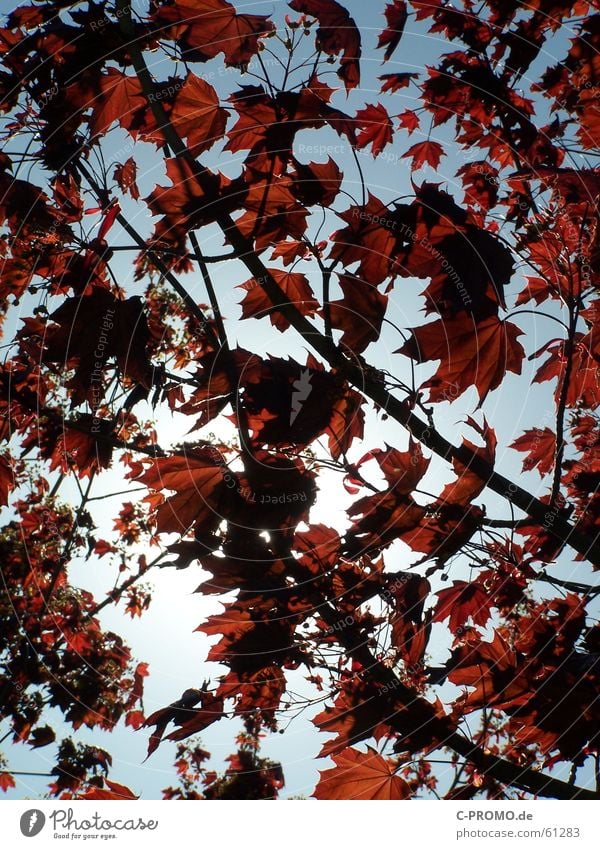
[316,603,599,800]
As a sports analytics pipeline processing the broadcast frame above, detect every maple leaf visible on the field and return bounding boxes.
[165,691,225,742]
[433,580,494,633]
[379,72,418,93]
[514,276,551,307]
[345,489,427,557]
[403,139,445,170]
[377,0,408,62]
[0,452,15,506]
[291,157,343,206]
[398,315,525,403]
[88,69,145,137]
[137,447,226,535]
[236,172,309,249]
[0,773,15,792]
[94,539,118,558]
[355,103,393,157]
[448,632,533,712]
[314,746,411,799]
[325,387,365,461]
[199,603,298,683]
[440,416,497,506]
[397,108,420,133]
[113,158,139,200]
[144,688,206,757]
[356,438,430,494]
[7,4,54,28]
[329,274,388,352]
[75,779,138,800]
[44,416,114,478]
[239,268,319,331]
[241,356,364,459]
[289,0,361,91]
[313,685,393,756]
[270,239,311,265]
[226,82,353,174]
[533,331,600,410]
[170,73,228,155]
[21,289,153,409]
[457,161,499,211]
[153,0,275,68]
[125,710,145,731]
[510,428,556,476]
[295,523,341,573]
[331,193,397,285]
[400,502,485,561]
[217,667,285,724]
[577,88,600,150]
[29,726,56,748]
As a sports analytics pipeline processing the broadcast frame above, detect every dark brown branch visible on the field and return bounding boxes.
[316,604,599,800]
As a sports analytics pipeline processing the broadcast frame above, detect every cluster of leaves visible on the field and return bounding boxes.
[0,0,598,800]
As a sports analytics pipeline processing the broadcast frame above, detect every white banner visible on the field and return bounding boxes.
[0,800,597,848]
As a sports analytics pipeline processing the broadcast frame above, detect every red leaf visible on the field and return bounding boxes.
[448,632,532,712]
[329,274,388,352]
[515,276,550,306]
[29,726,56,748]
[88,69,145,137]
[0,453,15,506]
[291,157,343,206]
[377,0,408,62]
[577,88,600,151]
[533,331,600,410]
[239,268,319,331]
[77,779,138,800]
[510,428,556,476]
[165,692,224,742]
[125,710,146,731]
[113,158,139,200]
[457,161,499,211]
[398,315,525,403]
[355,103,393,157]
[357,438,430,493]
[440,416,497,506]
[270,240,311,265]
[331,193,397,286]
[144,688,204,757]
[397,109,420,134]
[137,447,226,534]
[433,580,493,633]
[313,686,393,756]
[22,290,153,409]
[403,139,445,170]
[289,0,361,91]
[93,539,118,558]
[153,0,275,68]
[313,746,411,799]
[170,73,228,155]
[0,773,15,792]
[236,174,309,249]
[379,72,418,93]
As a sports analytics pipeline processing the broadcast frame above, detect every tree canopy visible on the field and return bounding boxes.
[0,0,599,801]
